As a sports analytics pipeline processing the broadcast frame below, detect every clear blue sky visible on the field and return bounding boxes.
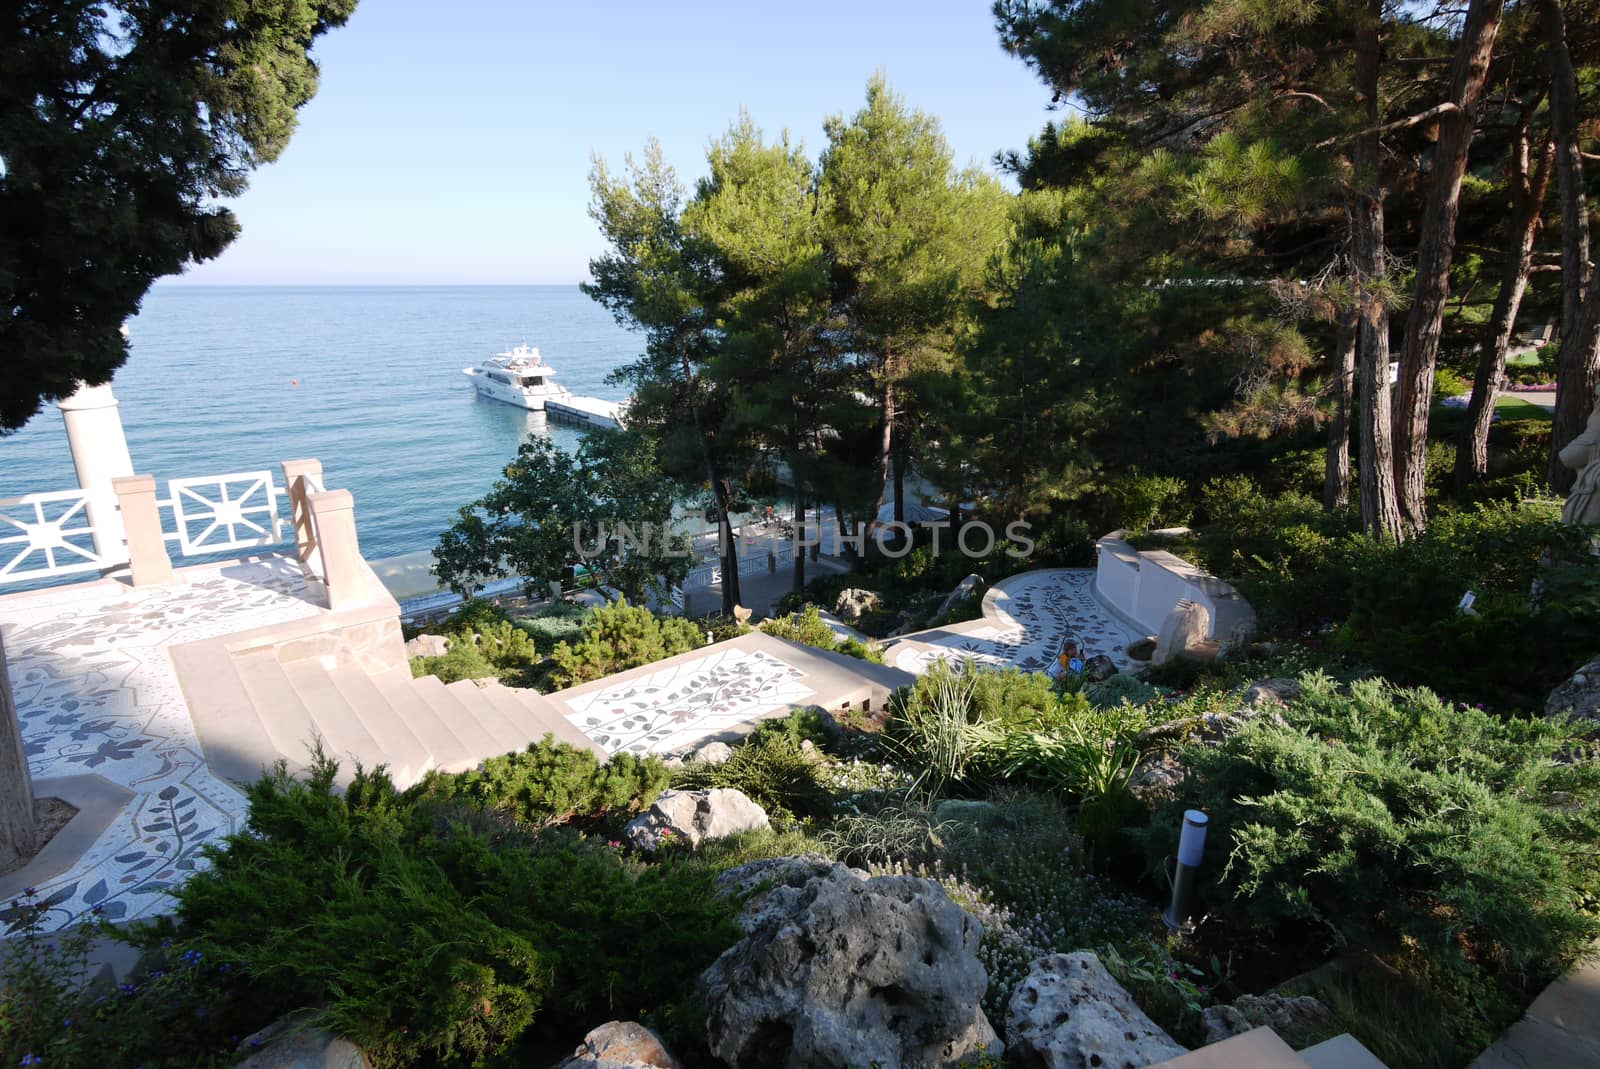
[175,0,1053,286]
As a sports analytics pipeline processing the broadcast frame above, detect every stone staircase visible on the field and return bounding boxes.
[174,644,606,790]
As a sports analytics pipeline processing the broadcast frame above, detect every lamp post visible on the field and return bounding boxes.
[1163,809,1209,930]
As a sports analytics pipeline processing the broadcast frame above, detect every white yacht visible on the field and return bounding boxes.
[463,343,571,410]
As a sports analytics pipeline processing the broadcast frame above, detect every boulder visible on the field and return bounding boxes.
[1546,655,1600,722]
[1127,636,1159,662]
[932,799,999,827]
[934,574,986,620]
[1005,952,1186,1069]
[713,854,844,902]
[1127,750,1185,802]
[624,788,769,852]
[1242,678,1302,709]
[235,1011,368,1069]
[834,588,885,625]
[1200,993,1334,1048]
[557,1021,680,1069]
[1153,600,1214,666]
[701,862,999,1069]
[404,633,449,659]
[1082,654,1117,682]
[692,740,735,765]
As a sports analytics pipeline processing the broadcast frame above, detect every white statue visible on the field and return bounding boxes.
[1559,382,1600,527]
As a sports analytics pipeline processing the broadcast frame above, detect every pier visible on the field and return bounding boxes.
[546,394,624,430]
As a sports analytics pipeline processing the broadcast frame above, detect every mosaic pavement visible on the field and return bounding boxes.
[0,557,322,933]
[891,568,1143,676]
[561,647,815,756]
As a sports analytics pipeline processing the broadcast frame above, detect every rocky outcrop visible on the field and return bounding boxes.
[934,574,985,619]
[403,634,450,658]
[834,588,885,625]
[624,788,769,852]
[1242,678,1302,709]
[701,860,999,1069]
[1005,952,1186,1069]
[713,854,844,901]
[692,740,734,765]
[1201,993,1334,1048]
[557,1021,681,1069]
[1082,654,1117,682]
[1547,655,1600,723]
[236,1011,369,1069]
[1153,600,1215,665]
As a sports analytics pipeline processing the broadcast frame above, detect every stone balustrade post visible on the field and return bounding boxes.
[111,475,173,587]
[306,489,369,611]
[280,459,323,565]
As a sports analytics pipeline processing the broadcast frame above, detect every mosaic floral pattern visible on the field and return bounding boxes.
[0,556,322,933]
[561,647,815,756]
[892,569,1142,676]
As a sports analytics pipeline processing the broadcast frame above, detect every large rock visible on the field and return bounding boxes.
[624,788,769,852]
[1082,654,1117,682]
[1006,952,1186,1069]
[1127,636,1158,662]
[1547,655,1600,722]
[1200,993,1334,1048]
[236,1011,368,1069]
[834,588,885,625]
[714,854,844,902]
[557,1021,680,1069]
[934,574,985,619]
[701,861,999,1069]
[1153,600,1213,666]
[404,633,450,658]
[1242,678,1302,709]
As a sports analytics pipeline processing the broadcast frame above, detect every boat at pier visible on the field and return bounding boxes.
[463,343,569,410]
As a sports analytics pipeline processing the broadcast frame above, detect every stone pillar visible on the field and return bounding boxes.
[307,489,369,611]
[57,383,135,560]
[112,475,174,587]
[0,632,38,872]
[280,459,324,565]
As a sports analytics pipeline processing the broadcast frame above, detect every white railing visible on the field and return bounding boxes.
[0,489,128,583]
[160,470,285,558]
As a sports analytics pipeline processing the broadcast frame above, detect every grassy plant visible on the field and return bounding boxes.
[419,735,667,829]
[671,731,832,821]
[760,606,884,663]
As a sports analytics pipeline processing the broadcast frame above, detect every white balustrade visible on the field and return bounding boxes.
[160,470,285,558]
[0,489,128,582]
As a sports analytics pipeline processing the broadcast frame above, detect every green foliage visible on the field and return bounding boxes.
[672,729,832,821]
[0,901,252,1068]
[2,0,357,431]
[1156,673,1600,1050]
[760,606,884,662]
[1084,672,1161,710]
[433,430,690,601]
[1111,470,1192,533]
[1433,365,1471,398]
[513,601,593,653]
[410,619,541,687]
[420,736,668,829]
[547,599,704,689]
[157,755,741,1066]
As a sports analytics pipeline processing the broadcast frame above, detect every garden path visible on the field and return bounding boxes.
[887,568,1143,676]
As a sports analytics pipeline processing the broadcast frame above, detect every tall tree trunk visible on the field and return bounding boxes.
[1393,0,1506,532]
[679,350,742,615]
[1544,0,1600,491]
[1544,0,1589,345]
[1354,1,1405,542]
[893,448,906,525]
[1325,306,1359,511]
[870,345,898,529]
[0,634,38,873]
[1456,128,1552,492]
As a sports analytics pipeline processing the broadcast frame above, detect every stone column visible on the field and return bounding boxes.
[0,632,38,873]
[280,459,324,565]
[307,489,369,611]
[57,383,135,560]
[112,475,174,587]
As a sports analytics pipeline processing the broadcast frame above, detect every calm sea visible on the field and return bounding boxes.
[0,285,640,562]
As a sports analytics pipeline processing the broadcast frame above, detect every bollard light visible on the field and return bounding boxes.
[1163,809,1208,931]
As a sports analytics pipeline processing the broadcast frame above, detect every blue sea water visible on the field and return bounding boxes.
[0,285,640,561]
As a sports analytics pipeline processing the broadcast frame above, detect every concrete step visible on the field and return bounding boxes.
[510,688,610,759]
[412,675,516,763]
[444,678,526,756]
[1300,1034,1390,1069]
[169,642,283,788]
[367,667,481,775]
[473,681,545,755]
[278,658,389,783]
[233,653,321,777]
[324,665,436,787]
